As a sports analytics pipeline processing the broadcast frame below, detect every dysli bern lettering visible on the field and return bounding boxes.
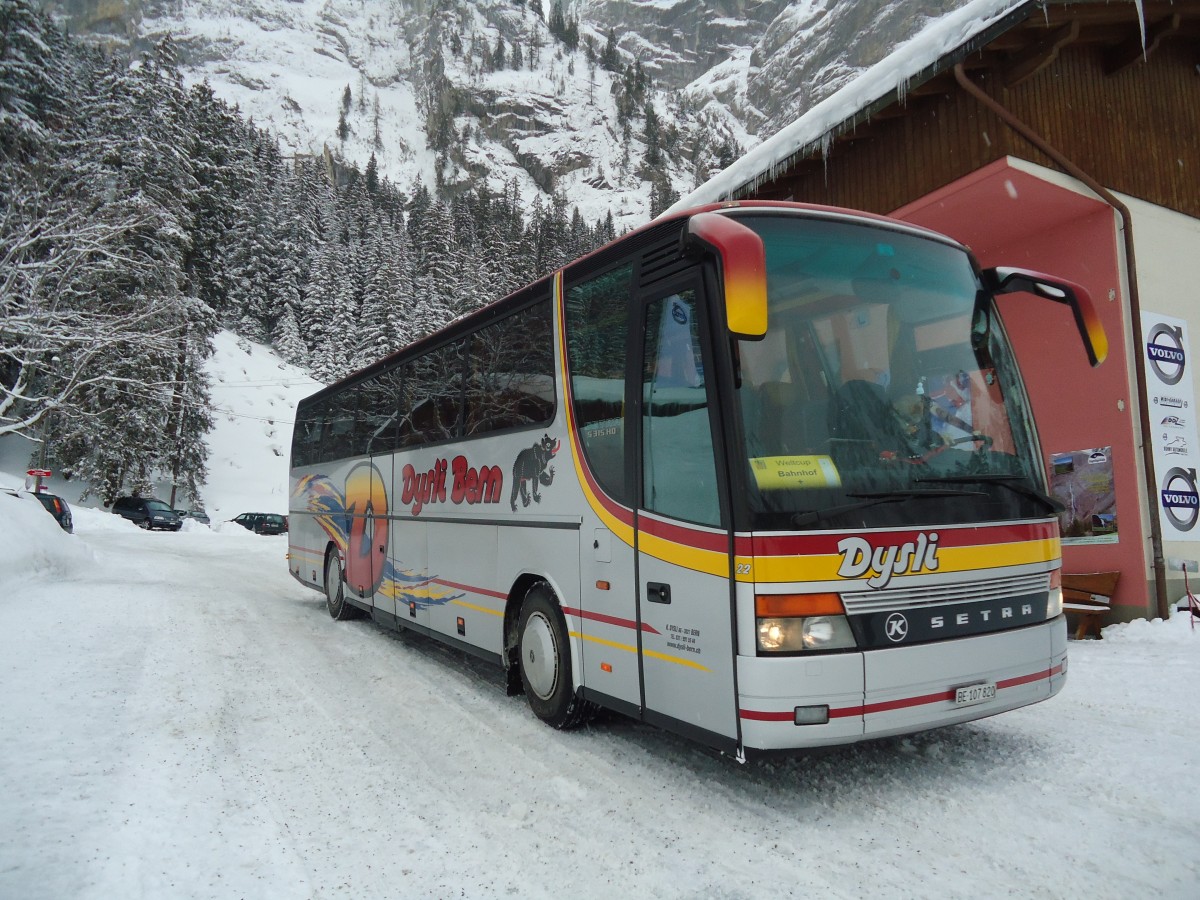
[401,456,503,516]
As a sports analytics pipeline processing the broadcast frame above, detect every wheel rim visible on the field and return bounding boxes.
[521,610,559,700]
[325,555,342,604]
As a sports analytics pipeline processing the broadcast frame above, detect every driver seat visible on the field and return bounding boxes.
[829,380,909,456]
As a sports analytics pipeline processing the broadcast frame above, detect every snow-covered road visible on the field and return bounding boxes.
[1,507,1197,899]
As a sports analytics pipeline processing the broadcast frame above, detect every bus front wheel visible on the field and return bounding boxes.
[324,548,358,620]
[517,583,590,729]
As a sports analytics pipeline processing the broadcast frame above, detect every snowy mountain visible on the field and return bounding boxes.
[40,0,970,226]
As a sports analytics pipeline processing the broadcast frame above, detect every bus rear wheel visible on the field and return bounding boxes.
[324,548,359,620]
[517,582,592,729]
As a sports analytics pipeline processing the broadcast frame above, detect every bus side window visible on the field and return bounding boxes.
[408,340,466,445]
[566,264,633,504]
[325,386,358,461]
[396,360,422,449]
[293,400,325,467]
[359,368,402,454]
[464,299,555,436]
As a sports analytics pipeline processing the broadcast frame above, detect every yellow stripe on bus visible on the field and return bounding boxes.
[451,599,504,617]
[748,538,1061,584]
[641,647,711,672]
[571,631,637,654]
[637,530,727,576]
[570,631,712,672]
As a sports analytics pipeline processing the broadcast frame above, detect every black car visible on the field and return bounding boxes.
[232,512,288,535]
[112,496,182,531]
[2,488,73,533]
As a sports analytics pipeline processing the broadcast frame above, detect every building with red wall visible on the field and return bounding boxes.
[670,0,1200,622]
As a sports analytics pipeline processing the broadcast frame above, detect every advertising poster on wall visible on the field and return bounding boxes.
[1142,312,1200,541]
[1051,447,1118,545]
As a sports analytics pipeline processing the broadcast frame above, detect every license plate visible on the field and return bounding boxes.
[954,681,996,707]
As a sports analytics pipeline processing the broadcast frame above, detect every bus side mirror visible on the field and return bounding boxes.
[684,212,768,340]
[982,266,1108,367]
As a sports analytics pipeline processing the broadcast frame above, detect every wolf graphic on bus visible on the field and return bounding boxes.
[510,434,559,510]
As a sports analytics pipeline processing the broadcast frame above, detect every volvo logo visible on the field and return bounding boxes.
[1161,467,1200,532]
[1147,323,1186,386]
[884,612,909,643]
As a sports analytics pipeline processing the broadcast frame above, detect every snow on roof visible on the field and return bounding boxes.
[665,0,1033,216]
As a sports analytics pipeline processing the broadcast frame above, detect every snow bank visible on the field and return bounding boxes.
[0,494,94,591]
[1101,609,1200,645]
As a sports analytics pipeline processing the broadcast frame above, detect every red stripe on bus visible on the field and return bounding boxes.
[750,521,1057,558]
[636,514,728,553]
[738,709,795,722]
[998,664,1061,689]
[562,605,660,635]
[431,578,508,601]
[291,544,328,557]
[739,663,1058,722]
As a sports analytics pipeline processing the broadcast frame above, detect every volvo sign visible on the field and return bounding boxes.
[1143,312,1200,541]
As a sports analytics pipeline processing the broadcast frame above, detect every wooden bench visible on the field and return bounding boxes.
[1062,571,1120,639]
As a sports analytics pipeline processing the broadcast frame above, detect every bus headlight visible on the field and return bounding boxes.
[758,617,803,651]
[755,594,857,653]
[1048,569,1063,618]
[1048,586,1063,618]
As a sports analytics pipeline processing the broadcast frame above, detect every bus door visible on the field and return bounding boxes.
[365,447,393,617]
[357,373,399,618]
[634,284,739,746]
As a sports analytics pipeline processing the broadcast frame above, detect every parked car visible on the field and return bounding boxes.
[111,496,182,531]
[231,512,288,535]
[2,487,73,533]
[175,508,211,526]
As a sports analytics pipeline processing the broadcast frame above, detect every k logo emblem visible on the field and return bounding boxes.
[885,612,909,643]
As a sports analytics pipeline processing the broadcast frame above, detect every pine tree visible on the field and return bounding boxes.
[601,28,620,71]
[355,226,399,368]
[548,1,566,40]
[365,152,379,194]
[643,102,663,168]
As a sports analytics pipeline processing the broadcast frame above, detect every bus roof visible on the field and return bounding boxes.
[298,200,963,408]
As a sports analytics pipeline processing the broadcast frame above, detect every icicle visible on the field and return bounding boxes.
[819,131,834,159]
[1135,0,1147,51]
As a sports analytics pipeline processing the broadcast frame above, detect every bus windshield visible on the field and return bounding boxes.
[732,213,1049,531]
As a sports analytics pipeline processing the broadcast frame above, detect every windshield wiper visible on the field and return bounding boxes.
[791,488,984,527]
[915,474,1065,513]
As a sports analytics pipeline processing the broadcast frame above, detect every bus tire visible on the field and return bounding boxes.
[324,547,358,621]
[517,582,592,729]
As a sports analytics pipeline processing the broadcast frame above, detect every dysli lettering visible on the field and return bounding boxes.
[837,533,940,589]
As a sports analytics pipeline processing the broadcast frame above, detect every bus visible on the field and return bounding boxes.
[288,200,1106,758]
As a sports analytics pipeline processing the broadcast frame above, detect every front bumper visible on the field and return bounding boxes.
[737,616,1067,752]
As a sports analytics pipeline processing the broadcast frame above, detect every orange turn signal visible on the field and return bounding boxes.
[1049,569,1062,589]
[755,593,845,618]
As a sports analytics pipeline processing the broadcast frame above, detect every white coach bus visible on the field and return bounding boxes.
[288,201,1106,758]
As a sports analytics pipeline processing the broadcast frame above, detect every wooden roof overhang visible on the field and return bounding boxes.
[725,0,1200,202]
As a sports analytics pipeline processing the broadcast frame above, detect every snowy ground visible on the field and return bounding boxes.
[2,331,1197,898]
[1,498,1198,899]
